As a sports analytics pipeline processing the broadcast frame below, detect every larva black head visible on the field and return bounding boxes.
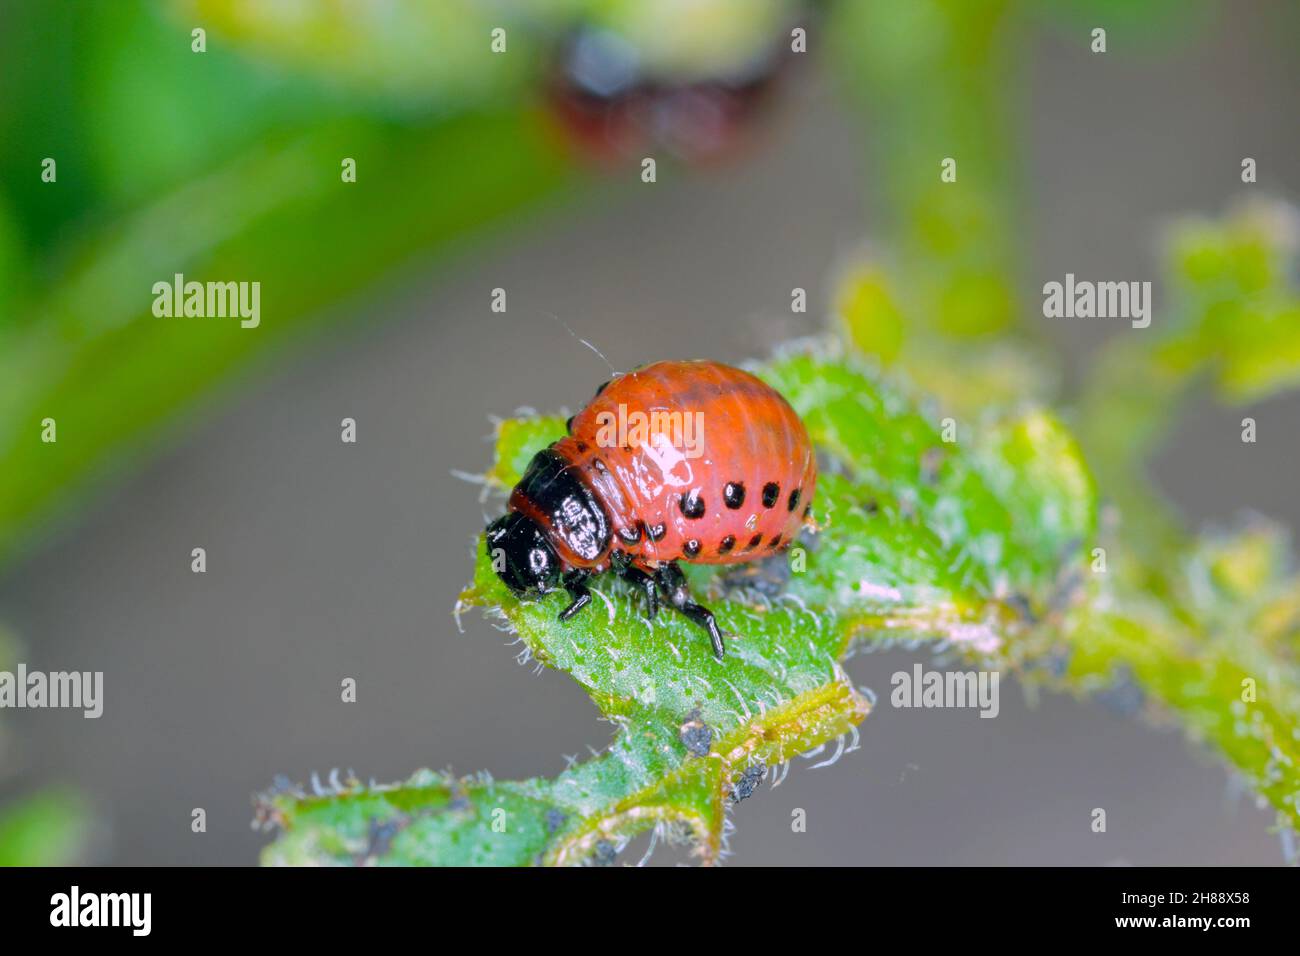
[487,449,612,596]
[485,512,563,596]
[512,449,611,563]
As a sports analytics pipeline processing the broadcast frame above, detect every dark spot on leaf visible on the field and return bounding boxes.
[720,550,794,597]
[1094,666,1145,718]
[921,447,945,485]
[1043,649,1072,678]
[1005,592,1038,624]
[679,709,712,757]
[545,808,568,834]
[362,818,401,861]
[1058,536,1085,562]
[592,840,618,866]
[1051,569,1084,612]
[731,763,767,803]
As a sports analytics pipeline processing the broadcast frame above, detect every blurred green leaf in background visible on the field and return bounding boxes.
[0,0,810,864]
[0,0,806,566]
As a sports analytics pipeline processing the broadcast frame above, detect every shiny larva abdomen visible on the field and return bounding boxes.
[556,360,816,569]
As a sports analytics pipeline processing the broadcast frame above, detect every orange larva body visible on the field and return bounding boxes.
[543,360,816,571]
[488,359,816,659]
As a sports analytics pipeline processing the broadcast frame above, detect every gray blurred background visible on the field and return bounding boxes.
[1,5,1298,865]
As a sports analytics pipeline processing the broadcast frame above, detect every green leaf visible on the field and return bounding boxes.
[1064,201,1300,834]
[1077,200,1300,576]
[1060,520,1300,836]
[1160,201,1300,403]
[259,348,1098,865]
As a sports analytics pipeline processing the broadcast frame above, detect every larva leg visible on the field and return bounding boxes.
[610,551,658,620]
[558,570,592,621]
[656,562,726,661]
[619,565,659,620]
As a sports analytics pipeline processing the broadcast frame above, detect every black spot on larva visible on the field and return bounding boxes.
[647,523,667,542]
[592,457,607,473]
[762,482,780,508]
[723,482,745,509]
[768,534,782,550]
[679,710,712,757]
[731,763,766,803]
[718,535,736,555]
[575,441,588,453]
[683,539,701,558]
[595,380,610,396]
[747,533,763,550]
[680,490,705,519]
[788,487,801,511]
[618,524,642,545]
[565,416,575,433]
